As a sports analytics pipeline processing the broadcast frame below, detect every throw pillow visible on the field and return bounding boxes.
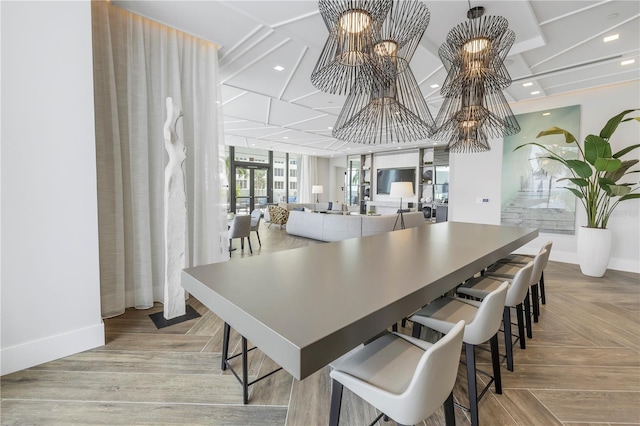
[332,201,343,211]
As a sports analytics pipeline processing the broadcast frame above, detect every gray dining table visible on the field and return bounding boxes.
[182,221,538,383]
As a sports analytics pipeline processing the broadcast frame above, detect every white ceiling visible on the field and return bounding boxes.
[112,0,640,157]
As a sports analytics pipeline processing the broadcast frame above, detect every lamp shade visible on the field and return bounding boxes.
[312,185,324,194]
[389,181,414,198]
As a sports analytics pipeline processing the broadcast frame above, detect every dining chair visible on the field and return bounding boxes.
[329,321,465,426]
[250,209,262,247]
[228,214,252,255]
[456,261,534,371]
[410,281,509,426]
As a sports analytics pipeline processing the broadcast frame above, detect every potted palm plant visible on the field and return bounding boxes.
[515,109,639,277]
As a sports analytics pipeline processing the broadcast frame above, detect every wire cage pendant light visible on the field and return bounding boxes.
[332,57,434,144]
[331,0,435,144]
[432,5,520,153]
[311,0,395,95]
[444,120,491,153]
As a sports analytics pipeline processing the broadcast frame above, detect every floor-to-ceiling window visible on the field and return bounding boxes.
[346,155,361,206]
[227,147,300,212]
[273,152,287,203]
[229,147,271,214]
[288,155,299,202]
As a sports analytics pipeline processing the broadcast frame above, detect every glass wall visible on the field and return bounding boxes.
[273,152,287,203]
[434,166,449,203]
[253,168,268,211]
[226,147,300,212]
[346,155,360,206]
[288,155,299,202]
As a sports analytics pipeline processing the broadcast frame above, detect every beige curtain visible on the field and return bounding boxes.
[92,1,228,318]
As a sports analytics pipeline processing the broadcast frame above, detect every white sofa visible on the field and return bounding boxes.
[286,211,425,242]
[264,202,346,223]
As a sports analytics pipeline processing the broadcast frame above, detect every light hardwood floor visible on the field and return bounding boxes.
[2,221,639,425]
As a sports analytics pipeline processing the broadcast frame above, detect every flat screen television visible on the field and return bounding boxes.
[376,167,416,194]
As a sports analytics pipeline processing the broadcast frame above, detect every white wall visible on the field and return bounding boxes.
[1,1,104,375]
[449,81,640,273]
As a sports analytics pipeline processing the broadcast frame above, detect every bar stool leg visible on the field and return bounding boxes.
[503,307,514,372]
[540,271,546,304]
[329,380,344,426]
[524,290,533,339]
[531,283,540,322]
[412,323,422,339]
[465,343,479,426]
[444,391,455,426]
[516,304,526,350]
[490,334,502,394]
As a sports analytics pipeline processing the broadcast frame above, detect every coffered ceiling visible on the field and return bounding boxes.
[113,0,640,157]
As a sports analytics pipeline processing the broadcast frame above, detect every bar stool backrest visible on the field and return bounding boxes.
[463,281,509,345]
[505,261,534,307]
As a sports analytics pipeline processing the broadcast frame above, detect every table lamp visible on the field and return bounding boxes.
[312,185,324,203]
[389,181,414,230]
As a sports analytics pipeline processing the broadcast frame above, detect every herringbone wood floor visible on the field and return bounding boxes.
[2,221,639,425]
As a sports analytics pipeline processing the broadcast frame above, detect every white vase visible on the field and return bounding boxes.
[577,227,612,277]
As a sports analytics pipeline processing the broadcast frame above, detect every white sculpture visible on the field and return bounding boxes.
[163,97,186,320]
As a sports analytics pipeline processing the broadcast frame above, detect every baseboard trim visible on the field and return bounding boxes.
[549,250,640,274]
[1,322,105,376]
[512,248,640,275]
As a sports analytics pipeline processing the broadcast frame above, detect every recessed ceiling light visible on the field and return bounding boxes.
[216,100,221,104]
[328,126,333,130]
[542,112,551,116]
[368,150,373,153]
[430,84,439,89]
[283,136,288,139]
[273,65,285,71]
[433,142,437,145]
[251,144,256,146]
[397,147,402,150]
[523,82,533,87]
[604,34,619,43]
[621,59,635,66]
[531,91,540,95]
